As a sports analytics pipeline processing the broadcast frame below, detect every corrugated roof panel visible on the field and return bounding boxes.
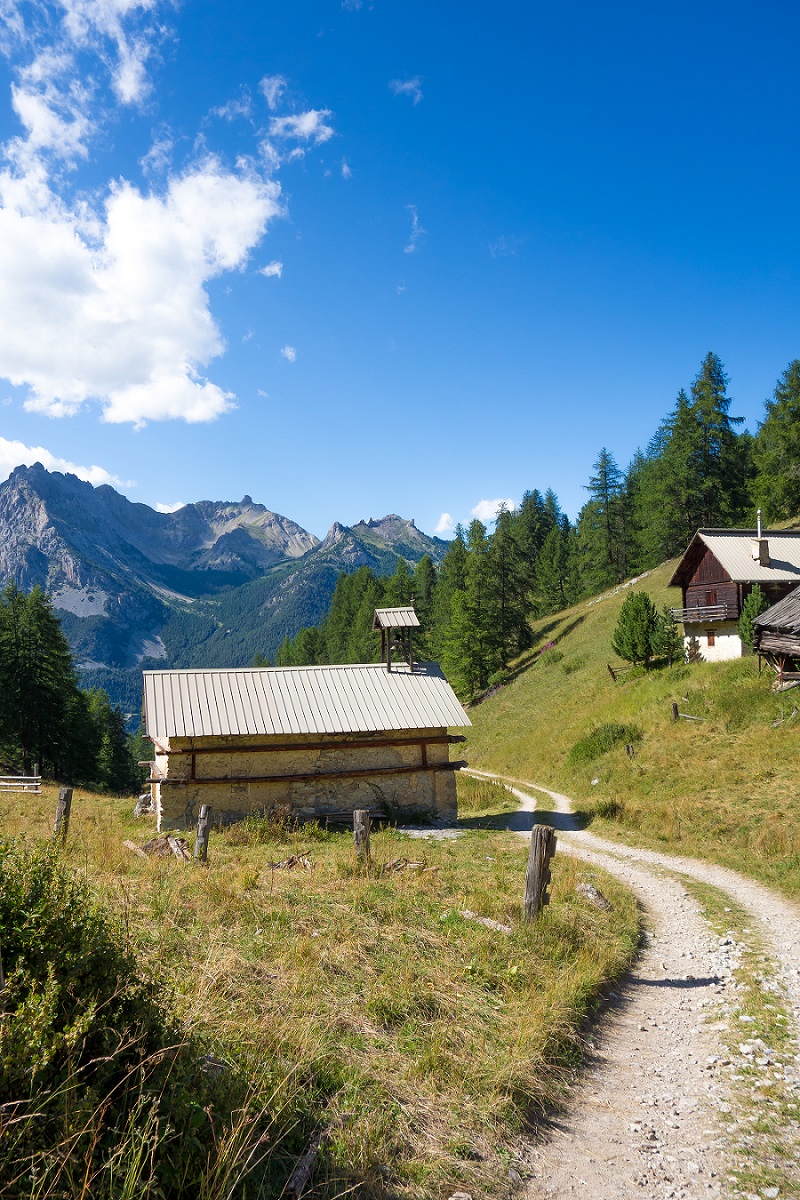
[373,607,421,629]
[671,531,800,586]
[143,662,470,741]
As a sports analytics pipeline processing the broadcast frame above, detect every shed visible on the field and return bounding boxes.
[753,585,800,683]
[669,523,800,662]
[143,659,470,831]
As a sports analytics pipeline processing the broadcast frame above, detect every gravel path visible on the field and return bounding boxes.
[465,770,800,1200]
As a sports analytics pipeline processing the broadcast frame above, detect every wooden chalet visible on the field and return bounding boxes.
[669,520,800,661]
[753,585,800,685]
[143,607,470,831]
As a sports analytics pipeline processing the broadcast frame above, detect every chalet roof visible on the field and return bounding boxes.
[372,606,420,629]
[143,662,470,742]
[669,530,800,588]
[753,584,800,634]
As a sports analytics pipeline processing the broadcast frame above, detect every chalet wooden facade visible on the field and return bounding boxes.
[669,527,800,661]
[143,609,470,831]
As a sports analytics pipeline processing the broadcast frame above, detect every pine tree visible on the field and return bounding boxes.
[753,360,800,521]
[580,448,626,590]
[87,689,139,792]
[689,352,746,527]
[738,584,769,651]
[487,505,530,667]
[651,605,684,666]
[532,524,574,615]
[611,591,658,667]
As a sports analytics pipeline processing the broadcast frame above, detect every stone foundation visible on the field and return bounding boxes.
[151,728,459,830]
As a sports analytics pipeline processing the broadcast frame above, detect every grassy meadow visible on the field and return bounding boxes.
[466,561,800,897]
[0,776,639,1198]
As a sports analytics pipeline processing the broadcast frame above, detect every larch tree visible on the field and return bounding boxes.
[753,360,800,521]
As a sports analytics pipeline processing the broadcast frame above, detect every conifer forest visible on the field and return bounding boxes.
[275,353,800,697]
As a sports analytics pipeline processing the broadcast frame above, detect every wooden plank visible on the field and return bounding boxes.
[159,760,467,787]
[161,734,456,756]
[285,1129,325,1199]
[123,839,148,859]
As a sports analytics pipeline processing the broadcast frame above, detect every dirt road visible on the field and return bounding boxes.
[466,770,800,1200]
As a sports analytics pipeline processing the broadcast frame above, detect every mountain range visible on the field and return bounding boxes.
[0,464,447,721]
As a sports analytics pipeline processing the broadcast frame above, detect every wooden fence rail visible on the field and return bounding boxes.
[0,775,41,794]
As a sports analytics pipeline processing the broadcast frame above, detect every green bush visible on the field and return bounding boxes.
[567,723,643,766]
[0,839,231,1196]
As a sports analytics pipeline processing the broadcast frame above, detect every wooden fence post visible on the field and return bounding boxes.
[194,804,212,862]
[53,787,73,842]
[523,824,557,921]
[671,702,679,723]
[353,809,371,859]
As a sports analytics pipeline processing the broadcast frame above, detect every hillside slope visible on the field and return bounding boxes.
[464,561,800,897]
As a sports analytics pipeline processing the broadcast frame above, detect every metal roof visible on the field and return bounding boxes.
[754,584,800,633]
[669,530,800,587]
[372,606,420,629]
[143,661,470,741]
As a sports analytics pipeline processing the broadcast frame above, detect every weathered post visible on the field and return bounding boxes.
[353,809,371,860]
[523,824,557,921]
[671,701,679,723]
[53,787,73,842]
[194,804,212,862]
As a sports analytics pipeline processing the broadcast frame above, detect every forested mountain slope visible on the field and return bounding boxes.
[0,464,444,719]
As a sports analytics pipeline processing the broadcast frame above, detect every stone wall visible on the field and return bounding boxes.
[683,620,742,663]
[152,728,458,830]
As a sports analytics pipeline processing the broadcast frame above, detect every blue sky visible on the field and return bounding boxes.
[0,1,799,538]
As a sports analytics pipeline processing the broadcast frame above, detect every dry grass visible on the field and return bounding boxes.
[0,784,639,1198]
[465,562,800,897]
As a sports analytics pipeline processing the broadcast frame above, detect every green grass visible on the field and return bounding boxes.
[464,562,800,897]
[0,784,640,1198]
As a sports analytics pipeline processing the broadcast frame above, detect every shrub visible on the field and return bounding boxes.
[738,584,770,651]
[567,723,643,766]
[0,839,231,1196]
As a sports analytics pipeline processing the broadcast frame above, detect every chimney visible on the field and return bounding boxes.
[751,509,770,566]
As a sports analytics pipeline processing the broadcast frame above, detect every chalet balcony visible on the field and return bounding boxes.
[670,604,733,623]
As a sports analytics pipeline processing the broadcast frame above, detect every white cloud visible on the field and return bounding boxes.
[260,259,283,278]
[212,94,252,122]
[389,76,423,105]
[404,204,425,254]
[280,345,297,362]
[155,500,186,513]
[471,498,517,523]
[259,75,286,111]
[435,512,454,535]
[0,3,329,427]
[341,158,352,179]
[0,436,129,487]
[342,0,362,10]
[489,234,524,258]
[0,160,280,426]
[269,109,334,145]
